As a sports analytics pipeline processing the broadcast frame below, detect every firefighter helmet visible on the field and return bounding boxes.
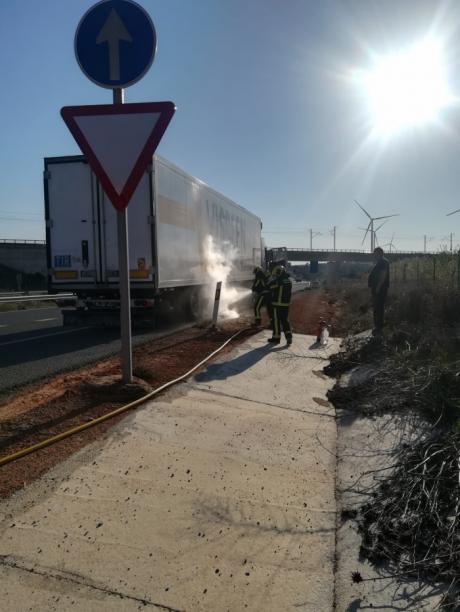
[273,265,285,276]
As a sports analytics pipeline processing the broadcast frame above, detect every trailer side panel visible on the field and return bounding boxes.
[154,157,262,289]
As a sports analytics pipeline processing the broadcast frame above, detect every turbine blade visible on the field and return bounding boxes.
[374,219,389,232]
[361,221,371,245]
[446,208,460,216]
[374,214,400,220]
[354,200,371,219]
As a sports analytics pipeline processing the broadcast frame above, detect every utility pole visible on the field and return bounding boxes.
[309,228,321,250]
[451,233,453,254]
[424,235,434,254]
[331,226,336,250]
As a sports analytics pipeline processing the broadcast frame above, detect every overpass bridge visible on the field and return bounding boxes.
[0,241,436,278]
[266,247,435,264]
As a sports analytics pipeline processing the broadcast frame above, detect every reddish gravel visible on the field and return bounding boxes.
[289,288,339,336]
[0,289,338,499]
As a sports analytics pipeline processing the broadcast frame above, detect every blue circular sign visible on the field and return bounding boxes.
[75,0,156,89]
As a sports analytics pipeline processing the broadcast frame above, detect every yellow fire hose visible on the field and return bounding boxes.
[0,327,250,468]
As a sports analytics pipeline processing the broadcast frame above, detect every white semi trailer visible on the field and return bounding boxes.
[44,155,263,325]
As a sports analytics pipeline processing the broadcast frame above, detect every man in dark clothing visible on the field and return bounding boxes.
[267,265,292,345]
[368,247,390,336]
[251,266,270,326]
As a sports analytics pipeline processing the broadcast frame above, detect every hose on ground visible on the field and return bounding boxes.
[0,327,251,468]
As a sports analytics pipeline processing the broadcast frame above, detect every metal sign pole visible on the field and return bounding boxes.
[113,87,133,383]
[71,1,173,386]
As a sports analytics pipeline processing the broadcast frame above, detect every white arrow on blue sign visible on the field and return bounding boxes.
[75,0,156,89]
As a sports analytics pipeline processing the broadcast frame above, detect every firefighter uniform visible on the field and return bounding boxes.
[251,266,270,326]
[268,266,292,345]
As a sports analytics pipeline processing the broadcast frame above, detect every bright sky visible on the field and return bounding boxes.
[2,0,460,252]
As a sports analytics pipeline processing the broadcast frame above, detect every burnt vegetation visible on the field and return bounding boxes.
[359,432,459,607]
[328,277,460,608]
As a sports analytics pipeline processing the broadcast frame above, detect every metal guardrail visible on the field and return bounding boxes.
[0,294,75,304]
[0,239,46,245]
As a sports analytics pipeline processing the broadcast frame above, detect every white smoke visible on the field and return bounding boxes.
[203,235,251,320]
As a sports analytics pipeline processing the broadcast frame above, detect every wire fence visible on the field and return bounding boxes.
[391,251,460,288]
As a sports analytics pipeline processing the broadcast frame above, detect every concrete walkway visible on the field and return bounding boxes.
[0,331,340,612]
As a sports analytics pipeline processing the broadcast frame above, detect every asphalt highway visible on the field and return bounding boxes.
[0,307,191,399]
[0,306,63,336]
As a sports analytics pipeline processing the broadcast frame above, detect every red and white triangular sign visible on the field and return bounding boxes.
[61,102,175,211]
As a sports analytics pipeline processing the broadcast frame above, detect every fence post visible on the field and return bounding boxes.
[433,256,436,283]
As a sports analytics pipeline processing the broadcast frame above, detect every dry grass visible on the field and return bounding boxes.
[328,275,460,606]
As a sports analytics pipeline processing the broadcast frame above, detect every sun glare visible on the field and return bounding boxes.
[357,39,453,136]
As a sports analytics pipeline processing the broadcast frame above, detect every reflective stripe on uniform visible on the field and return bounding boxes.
[255,295,264,317]
[273,308,280,339]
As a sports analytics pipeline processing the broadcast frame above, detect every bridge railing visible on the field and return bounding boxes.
[267,247,437,256]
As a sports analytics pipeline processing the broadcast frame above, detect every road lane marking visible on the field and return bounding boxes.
[0,327,92,347]
[35,318,58,322]
[0,324,8,328]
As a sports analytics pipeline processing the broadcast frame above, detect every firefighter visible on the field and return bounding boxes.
[267,265,292,345]
[251,266,270,326]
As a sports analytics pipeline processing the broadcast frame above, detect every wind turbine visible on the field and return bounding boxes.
[373,219,389,247]
[358,219,388,250]
[355,200,399,252]
[383,233,396,253]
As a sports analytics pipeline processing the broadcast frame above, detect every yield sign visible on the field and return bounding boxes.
[61,102,175,210]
